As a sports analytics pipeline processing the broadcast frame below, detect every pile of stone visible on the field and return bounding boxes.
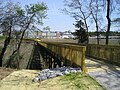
[33,66,81,82]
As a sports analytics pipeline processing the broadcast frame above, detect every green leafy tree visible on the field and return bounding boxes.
[0,2,47,67]
[72,20,88,43]
[0,2,19,67]
[43,26,50,31]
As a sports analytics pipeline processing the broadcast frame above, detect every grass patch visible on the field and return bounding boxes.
[0,46,2,52]
[0,36,5,41]
[0,70,105,90]
[61,72,105,90]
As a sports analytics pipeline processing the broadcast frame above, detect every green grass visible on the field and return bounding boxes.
[61,72,105,90]
[0,36,5,41]
[89,38,120,45]
[0,46,2,52]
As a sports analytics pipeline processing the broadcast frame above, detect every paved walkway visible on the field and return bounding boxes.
[86,58,120,90]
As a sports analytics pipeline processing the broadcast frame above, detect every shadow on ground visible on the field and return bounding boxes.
[86,57,120,90]
[27,43,43,70]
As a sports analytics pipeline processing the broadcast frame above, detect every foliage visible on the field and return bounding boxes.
[43,26,50,31]
[0,36,5,41]
[72,20,88,43]
[62,0,120,45]
[0,1,47,68]
[62,0,90,43]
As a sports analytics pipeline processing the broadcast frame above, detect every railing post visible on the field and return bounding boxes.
[36,41,87,72]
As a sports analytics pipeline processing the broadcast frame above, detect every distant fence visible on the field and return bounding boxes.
[85,44,120,65]
[35,40,87,72]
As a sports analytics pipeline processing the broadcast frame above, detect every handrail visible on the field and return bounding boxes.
[35,40,87,72]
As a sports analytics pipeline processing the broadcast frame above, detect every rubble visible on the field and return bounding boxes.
[33,66,81,82]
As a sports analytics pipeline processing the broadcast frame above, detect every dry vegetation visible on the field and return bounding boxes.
[2,40,34,69]
[0,70,104,90]
[0,67,15,80]
[0,38,105,89]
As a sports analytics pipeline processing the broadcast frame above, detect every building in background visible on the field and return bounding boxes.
[24,30,75,39]
[61,31,75,39]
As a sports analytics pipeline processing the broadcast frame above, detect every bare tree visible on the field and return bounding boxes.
[7,2,47,68]
[106,0,111,45]
[104,0,119,44]
[63,0,120,45]
[89,0,104,44]
[62,0,91,43]
[0,2,47,67]
[0,2,19,67]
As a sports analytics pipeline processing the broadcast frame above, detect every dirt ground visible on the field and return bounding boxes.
[0,69,104,90]
[2,40,34,69]
[0,38,107,90]
[0,67,15,80]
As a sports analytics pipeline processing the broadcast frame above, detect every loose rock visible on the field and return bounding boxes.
[33,66,81,82]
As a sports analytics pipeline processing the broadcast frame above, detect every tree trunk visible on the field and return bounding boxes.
[77,0,89,44]
[17,14,35,51]
[84,20,89,44]
[106,0,111,45]
[0,38,11,66]
[6,14,35,68]
[96,21,99,45]
[0,26,12,67]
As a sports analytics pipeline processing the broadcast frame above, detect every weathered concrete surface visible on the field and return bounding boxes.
[86,58,120,90]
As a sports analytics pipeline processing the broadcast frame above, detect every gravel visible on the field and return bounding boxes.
[33,66,81,82]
